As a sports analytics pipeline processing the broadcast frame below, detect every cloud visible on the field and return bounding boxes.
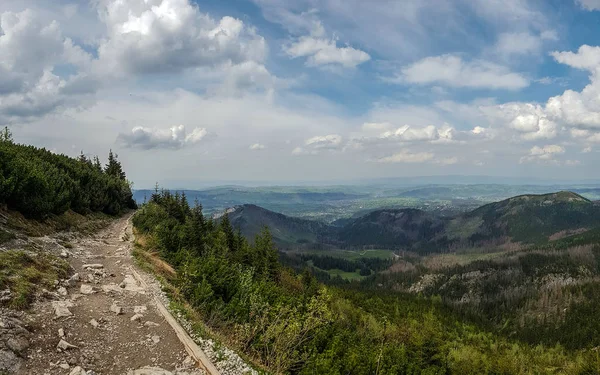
[94,0,267,76]
[519,144,565,164]
[551,45,600,72]
[117,125,209,150]
[376,150,435,163]
[583,146,593,153]
[378,124,455,143]
[0,9,96,124]
[389,54,529,90]
[493,31,556,57]
[435,156,459,165]
[576,0,600,11]
[249,143,266,150]
[292,134,343,154]
[284,36,370,68]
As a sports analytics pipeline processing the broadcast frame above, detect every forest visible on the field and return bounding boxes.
[132,189,600,374]
[0,127,136,218]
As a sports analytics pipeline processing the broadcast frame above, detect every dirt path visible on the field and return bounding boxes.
[18,215,219,375]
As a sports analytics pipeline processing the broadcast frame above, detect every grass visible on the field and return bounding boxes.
[0,250,70,309]
[4,209,114,237]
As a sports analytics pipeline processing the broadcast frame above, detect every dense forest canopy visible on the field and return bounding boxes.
[0,127,136,218]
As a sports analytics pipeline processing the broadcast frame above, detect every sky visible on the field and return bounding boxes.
[3,0,600,187]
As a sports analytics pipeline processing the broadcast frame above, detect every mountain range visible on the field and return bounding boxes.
[226,191,600,253]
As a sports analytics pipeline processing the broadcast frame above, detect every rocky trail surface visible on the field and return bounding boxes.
[2,215,225,375]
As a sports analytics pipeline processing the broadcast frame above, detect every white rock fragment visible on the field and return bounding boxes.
[130,314,143,322]
[89,319,99,328]
[82,264,104,269]
[80,284,94,295]
[70,366,87,375]
[58,328,65,338]
[57,339,77,350]
[110,302,123,315]
[151,335,160,344]
[144,321,160,327]
[57,287,68,296]
[51,301,73,318]
[133,305,147,314]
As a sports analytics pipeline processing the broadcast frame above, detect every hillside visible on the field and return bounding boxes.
[227,191,600,252]
[443,191,600,245]
[338,208,445,249]
[226,204,337,248]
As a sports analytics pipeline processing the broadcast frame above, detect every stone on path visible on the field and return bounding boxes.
[80,284,94,295]
[89,319,100,328]
[69,366,88,375]
[110,302,123,315]
[130,314,143,322]
[51,301,73,318]
[82,264,104,269]
[56,339,77,350]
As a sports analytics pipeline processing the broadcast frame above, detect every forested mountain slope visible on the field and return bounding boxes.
[226,191,600,252]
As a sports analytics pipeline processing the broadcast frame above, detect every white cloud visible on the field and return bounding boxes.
[391,54,529,90]
[292,134,343,155]
[435,156,459,165]
[551,45,600,72]
[117,125,209,150]
[0,9,96,124]
[376,150,435,163]
[284,36,370,68]
[583,146,593,153]
[95,0,267,75]
[379,124,455,143]
[249,143,266,150]
[576,0,600,11]
[519,144,565,164]
[565,159,581,166]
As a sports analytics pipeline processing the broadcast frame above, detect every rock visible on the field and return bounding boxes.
[57,339,77,350]
[134,305,147,314]
[127,367,173,375]
[57,287,68,296]
[101,284,123,294]
[60,250,69,258]
[130,314,143,322]
[151,335,160,344]
[52,301,73,318]
[71,273,81,282]
[70,366,87,375]
[144,321,160,327]
[89,319,100,328]
[0,289,11,303]
[59,362,70,369]
[58,328,65,337]
[6,336,29,355]
[120,275,145,293]
[82,264,104,269]
[0,349,20,373]
[110,302,122,315]
[80,285,94,295]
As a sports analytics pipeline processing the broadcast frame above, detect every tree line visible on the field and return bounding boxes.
[0,127,136,218]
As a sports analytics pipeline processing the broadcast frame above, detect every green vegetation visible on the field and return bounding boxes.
[0,127,136,219]
[0,250,70,309]
[133,189,600,374]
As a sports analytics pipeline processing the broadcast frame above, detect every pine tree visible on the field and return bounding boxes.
[0,126,13,143]
[105,150,126,180]
[93,156,103,173]
[220,214,237,253]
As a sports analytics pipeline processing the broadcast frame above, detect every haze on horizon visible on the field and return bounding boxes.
[2,0,600,187]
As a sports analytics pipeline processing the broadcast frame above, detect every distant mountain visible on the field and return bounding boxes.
[226,204,337,249]
[443,191,600,245]
[224,191,600,253]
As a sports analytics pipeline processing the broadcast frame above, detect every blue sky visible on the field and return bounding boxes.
[2,0,600,187]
